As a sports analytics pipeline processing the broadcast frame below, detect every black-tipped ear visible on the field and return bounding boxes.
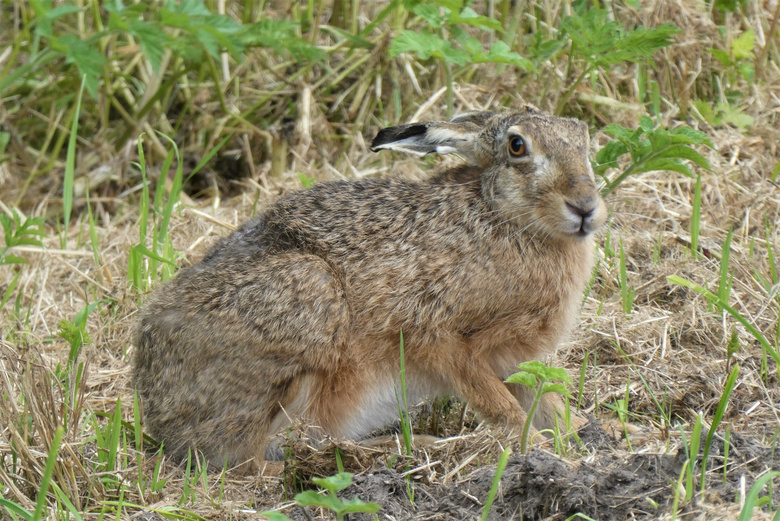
[370,116,487,161]
[370,123,432,155]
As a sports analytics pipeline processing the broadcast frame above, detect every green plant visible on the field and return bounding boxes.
[389,0,532,116]
[395,329,415,503]
[690,173,702,259]
[618,239,636,315]
[708,29,755,83]
[480,447,511,521]
[32,425,64,521]
[505,361,573,454]
[692,99,754,131]
[738,471,780,521]
[668,275,780,379]
[680,412,703,501]
[555,8,679,114]
[263,473,380,521]
[595,116,713,197]
[1,209,47,311]
[700,364,739,492]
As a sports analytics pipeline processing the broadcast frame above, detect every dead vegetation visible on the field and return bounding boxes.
[1,0,779,520]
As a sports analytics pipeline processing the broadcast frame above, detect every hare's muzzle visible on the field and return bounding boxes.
[563,195,606,238]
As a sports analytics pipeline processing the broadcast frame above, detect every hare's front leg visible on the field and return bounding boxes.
[426,346,533,433]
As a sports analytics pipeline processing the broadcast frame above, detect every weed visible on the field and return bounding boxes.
[595,116,713,197]
[263,472,380,521]
[480,447,511,521]
[505,361,573,454]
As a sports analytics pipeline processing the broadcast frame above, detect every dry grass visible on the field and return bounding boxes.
[2,1,780,519]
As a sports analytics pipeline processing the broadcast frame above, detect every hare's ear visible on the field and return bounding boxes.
[370,119,483,161]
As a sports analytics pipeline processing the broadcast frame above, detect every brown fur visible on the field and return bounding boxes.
[133,106,608,464]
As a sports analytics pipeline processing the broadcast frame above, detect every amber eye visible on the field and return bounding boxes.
[508,136,526,157]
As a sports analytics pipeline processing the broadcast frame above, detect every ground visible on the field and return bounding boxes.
[1,1,779,520]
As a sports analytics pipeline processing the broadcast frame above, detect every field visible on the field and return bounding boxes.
[1,0,779,519]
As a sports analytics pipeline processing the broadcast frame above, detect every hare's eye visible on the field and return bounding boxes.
[508,136,526,157]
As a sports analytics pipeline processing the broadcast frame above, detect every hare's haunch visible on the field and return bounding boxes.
[134,106,608,464]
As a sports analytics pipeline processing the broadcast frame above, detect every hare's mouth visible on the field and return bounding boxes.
[562,200,603,238]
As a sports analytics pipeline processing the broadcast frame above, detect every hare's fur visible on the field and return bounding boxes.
[134,106,608,464]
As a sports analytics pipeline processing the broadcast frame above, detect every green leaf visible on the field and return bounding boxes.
[168,0,211,16]
[312,472,353,494]
[642,158,694,177]
[0,131,9,158]
[129,19,169,71]
[56,35,106,98]
[472,41,533,70]
[240,20,326,62]
[389,30,470,65]
[707,48,733,67]
[450,7,503,32]
[0,497,33,521]
[653,145,711,170]
[412,4,445,28]
[34,4,82,38]
[594,140,628,170]
[541,382,571,396]
[731,29,755,60]
[294,491,343,511]
[504,371,537,387]
[669,126,714,147]
[338,497,382,515]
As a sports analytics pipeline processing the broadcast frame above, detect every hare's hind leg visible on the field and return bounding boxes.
[136,252,351,465]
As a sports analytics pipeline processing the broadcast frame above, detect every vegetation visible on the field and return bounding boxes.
[1,0,778,519]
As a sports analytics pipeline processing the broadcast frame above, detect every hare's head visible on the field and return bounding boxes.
[371,106,607,240]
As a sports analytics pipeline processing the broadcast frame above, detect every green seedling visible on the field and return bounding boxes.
[595,116,713,197]
[505,361,573,454]
[263,472,380,521]
[708,29,755,83]
[690,173,702,259]
[718,227,735,309]
[738,471,780,521]
[681,412,703,501]
[0,209,46,310]
[668,275,780,379]
[618,239,636,315]
[700,364,740,492]
[480,447,511,521]
[692,99,754,131]
[395,329,415,503]
[61,75,85,248]
[32,425,64,521]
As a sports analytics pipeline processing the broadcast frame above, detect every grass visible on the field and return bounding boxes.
[1,0,780,519]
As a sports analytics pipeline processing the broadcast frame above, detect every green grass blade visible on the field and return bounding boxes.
[106,398,122,473]
[32,425,64,521]
[50,484,83,521]
[718,226,734,306]
[700,364,739,491]
[667,275,780,371]
[738,471,780,521]
[480,447,512,521]
[0,497,32,521]
[62,75,87,248]
[690,174,702,259]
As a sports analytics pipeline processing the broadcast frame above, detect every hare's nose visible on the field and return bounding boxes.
[565,201,595,220]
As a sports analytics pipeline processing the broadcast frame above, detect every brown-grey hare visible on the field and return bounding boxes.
[134,105,608,464]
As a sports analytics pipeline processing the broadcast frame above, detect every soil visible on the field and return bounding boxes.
[270,420,780,520]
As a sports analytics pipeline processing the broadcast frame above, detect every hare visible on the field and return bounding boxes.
[133,105,608,465]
